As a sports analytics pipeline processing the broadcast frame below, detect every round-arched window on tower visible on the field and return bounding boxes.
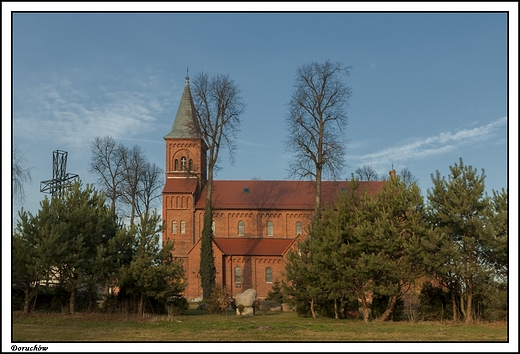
[181,157,187,171]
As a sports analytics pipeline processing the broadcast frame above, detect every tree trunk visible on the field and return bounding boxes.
[334,298,339,320]
[451,291,458,322]
[69,287,77,315]
[310,298,317,319]
[87,285,95,313]
[138,292,145,317]
[377,295,398,322]
[465,281,473,324]
[314,167,322,223]
[24,282,31,314]
[360,296,369,323]
[460,290,466,321]
[466,248,474,324]
[130,194,136,227]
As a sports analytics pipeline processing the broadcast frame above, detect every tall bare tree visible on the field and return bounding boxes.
[120,144,147,227]
[89,136,125,214]
[90,137,162,226]
[285,60,352,220]
[135,161,164,218]
[191,72,245,299]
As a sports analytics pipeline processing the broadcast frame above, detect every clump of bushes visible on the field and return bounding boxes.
[258,299,282,314]
[207,285,233,314]
[166,295,189,316]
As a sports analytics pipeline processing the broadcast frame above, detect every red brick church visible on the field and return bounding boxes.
[162,77,384,301]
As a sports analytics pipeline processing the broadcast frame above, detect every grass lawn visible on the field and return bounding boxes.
[11,309,509,350]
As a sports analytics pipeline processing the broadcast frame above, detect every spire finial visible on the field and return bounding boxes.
[185,67,189,85]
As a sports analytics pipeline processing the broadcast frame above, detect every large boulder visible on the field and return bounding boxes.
[235,289,256,307]
[235,289,256,316]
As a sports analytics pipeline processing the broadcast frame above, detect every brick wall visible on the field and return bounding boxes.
[182,240,287,300]
[194,209,311,239]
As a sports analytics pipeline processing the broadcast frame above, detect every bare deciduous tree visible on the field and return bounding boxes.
[135,161,164,218]
[399,167,418,187]
[191,72,245,182]
[12,144,32,204]
[191,72,245,299]
[355,165,379,181]
[90,137,162,226]
[89,136,125,214]
[285,60,352,219]
[120,144,147,227]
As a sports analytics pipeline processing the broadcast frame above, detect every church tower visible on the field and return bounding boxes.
[162,76,208,257]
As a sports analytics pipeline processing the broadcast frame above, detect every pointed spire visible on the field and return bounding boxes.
[164,74,202,139]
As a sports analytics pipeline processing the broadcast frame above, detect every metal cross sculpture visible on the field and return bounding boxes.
[40,150,79,198]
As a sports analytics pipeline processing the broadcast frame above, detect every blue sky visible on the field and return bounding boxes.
[7,6,515,219]
[3,3,518,352]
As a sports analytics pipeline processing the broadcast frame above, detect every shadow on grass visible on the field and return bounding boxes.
[185,309,238,316]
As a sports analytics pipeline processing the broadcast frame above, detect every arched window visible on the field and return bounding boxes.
[174,159,179,171]
[189,159,193,171]
[172,221,177,234]
[181,156,187,170]
[238,221,244,236]
[212,220,216,234]
[180,220,186,234]
[267,221,273,236]
[234,266,242,287]
[265,267,272,283]
[296,221,303,235]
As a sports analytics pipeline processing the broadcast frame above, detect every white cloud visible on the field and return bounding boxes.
[349,116,507,173]
[13,71,171,149]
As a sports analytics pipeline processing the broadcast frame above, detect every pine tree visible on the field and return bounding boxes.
[489,188,508,280]
[360,176,427,322]
[119,210,185,317]
[12,209,48,313]
[266,280,285,304]
[282,238,325,319]
[427,158,496,323]
[284,174,430,322]
[13,182,119,314]
[283,178,367,319]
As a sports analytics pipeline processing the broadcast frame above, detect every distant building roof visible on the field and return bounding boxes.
[194,180,384,210]
[164,77,202,139]
[213,238,294,256]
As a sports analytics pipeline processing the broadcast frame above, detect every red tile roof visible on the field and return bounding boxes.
[163,178,199,193]
[194,180,384,210]
[213,238,295,256]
